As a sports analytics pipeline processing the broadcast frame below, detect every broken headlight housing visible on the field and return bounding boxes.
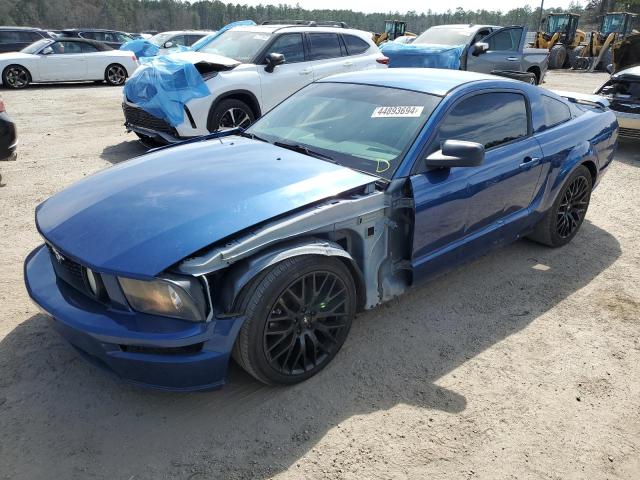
[118,274,208,322]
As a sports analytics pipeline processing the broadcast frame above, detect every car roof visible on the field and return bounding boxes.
[48,37,113,50]
[614,65,640,77]
[61,28,129,33]
[0,26,48,31]
[231,24,372,37]
[318,68,518,96]
[426,24,499,31]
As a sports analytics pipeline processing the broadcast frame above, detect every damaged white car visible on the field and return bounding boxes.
[122,21,387,145]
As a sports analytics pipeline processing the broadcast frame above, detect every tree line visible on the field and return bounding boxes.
[1,0,638,34]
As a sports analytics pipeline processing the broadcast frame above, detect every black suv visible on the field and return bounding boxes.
[59,29,134,48]
[0,27,52,53]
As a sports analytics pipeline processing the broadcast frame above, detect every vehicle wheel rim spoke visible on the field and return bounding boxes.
[219,108,251,130]
[556,176,589,238]
[263,271,349,375]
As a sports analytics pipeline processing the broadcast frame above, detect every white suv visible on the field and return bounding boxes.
[123,22,387,144]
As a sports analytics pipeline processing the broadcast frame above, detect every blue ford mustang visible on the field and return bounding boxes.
[25,69,618,391]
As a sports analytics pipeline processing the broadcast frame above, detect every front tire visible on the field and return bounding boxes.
[548,44,567,69]
[2,65,31,89]
[233,256,356,385]
[207,98,255,132]
[105,63,127,86]
[527,165,592,247]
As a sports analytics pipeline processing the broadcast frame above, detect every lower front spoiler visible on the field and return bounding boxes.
[24,245,246,392]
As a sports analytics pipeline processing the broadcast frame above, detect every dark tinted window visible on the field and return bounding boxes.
[437,93,528,149]
[488,28,522,51]
[268,33,304,63]
[540,95,571,130]
[171,35,187,46]
[343,34,370,55]
[0,30,36,43]
[308,33,342,60]
[80,31,99,40]
[186,34,205,46]
[81,42,99,53]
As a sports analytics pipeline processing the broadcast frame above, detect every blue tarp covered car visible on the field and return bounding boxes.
[380,42,466,69]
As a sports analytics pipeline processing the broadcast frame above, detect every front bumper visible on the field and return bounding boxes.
[612,110,640,139]
[24,245,245,391]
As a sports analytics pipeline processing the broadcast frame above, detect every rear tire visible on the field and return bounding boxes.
[105,63,127,86]
[527,165,592,247]
[568,46,584,69]
[2,64,31,89]
[233,256,356,385]
[207,98,255,132]
[548,44,567,69]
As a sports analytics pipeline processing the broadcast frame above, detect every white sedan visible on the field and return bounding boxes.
[1,38,139,89]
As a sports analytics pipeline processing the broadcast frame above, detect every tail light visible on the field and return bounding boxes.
[376,56,390,65]
[0,99,5,112]
[131,53,138,63]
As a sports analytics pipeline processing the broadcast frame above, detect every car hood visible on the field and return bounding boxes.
[35,136,377,278]
[165,50,240,69]
[0,52,34,62]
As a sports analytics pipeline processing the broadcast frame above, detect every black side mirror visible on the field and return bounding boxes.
[425,140,485,169]
[163,41,174,48]
[472,42,489,56]
[264,52,285,73]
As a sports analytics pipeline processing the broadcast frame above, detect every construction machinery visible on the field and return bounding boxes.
[372,20,416,45]
[574,12,639,72]
[531,13,586,69]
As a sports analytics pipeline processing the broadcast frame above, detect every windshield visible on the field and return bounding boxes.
[602,14,625,35]
[413,27,474,46]
[149,33,175,46]
[546,15,570,34]
[246,82,440,180]
[195,30,271,63]
[191,32,217,50]
[21,39,51,54]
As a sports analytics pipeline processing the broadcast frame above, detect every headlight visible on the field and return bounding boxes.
[118,274,207,322]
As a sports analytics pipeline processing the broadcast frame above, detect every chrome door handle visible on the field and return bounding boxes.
[299,68,312,75]
[520,156,541,168]
[343,61,354,66]
[507,56,519,61]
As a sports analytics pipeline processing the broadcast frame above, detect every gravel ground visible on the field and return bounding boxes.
[0,71,638,480]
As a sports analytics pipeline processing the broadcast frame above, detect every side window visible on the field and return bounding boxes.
[540,95,571,130]
[488,28,522,51]
[308,33,342,60]
[81,43,99,53]
[437,93,528,150]
[117,33,132,43]
[103,32,117,43]
[342,34,370,55]
[0,31,20,43]
[51,41,83,54]
[80,31,98,40]
[186,34,204,46]
[171,35,187,46]
[268,33,305,63]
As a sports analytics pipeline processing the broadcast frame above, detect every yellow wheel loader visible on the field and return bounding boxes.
[373,20,416,45]
[532,13,586,69]
[574,12,639,72]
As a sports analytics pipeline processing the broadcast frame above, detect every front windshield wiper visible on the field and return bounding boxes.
[237,130,269,143]
[273,141,336,163]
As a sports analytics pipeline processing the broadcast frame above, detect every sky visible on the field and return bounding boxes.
[233,0,579,14]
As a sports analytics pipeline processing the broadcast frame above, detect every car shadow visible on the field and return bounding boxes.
[4,82,121,90]
[0,221,620,479]
[615,138,639,167]
[101,140,148,164]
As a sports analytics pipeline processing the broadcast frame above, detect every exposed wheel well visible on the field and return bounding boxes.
[581,160,597,187]
[526,66,541,84]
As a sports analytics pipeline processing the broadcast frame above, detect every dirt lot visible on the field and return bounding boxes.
[0,71,638,480]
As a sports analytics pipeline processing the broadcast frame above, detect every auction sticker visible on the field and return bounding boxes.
[371,106,424,118]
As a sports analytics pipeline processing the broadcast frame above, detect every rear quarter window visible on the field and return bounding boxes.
[342,34,370,55]
[540,95,572,130]
[308,33,343,60]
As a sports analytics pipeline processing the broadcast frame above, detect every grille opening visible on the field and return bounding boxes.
[119,343,204,355]
[123,103,178,136]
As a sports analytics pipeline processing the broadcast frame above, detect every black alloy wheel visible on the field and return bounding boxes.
[556,175,589,238]
[264,270,350,375]
[3,65,30,89]
[105,64,127,86]
[233,256,356,385]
